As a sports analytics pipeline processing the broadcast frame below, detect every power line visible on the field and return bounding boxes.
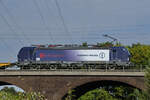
[0,0,31,45]
[54,0,73,43]
[32,0,54,43]
[0,10,24,46]
[44,0,61,33]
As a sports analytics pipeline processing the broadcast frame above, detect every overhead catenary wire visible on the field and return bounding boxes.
[54,0,73,44]
[0,0,31,45]
[32,0,54,44]
[0,10,24,46]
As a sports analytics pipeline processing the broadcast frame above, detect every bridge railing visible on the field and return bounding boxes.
[0,64,147,72]
[0,68,144,72]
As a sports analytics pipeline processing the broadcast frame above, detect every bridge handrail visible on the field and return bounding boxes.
[0,69,144,72]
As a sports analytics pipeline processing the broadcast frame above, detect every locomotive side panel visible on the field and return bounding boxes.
[35,49,110,62]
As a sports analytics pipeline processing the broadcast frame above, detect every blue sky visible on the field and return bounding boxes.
[0,0,150,62]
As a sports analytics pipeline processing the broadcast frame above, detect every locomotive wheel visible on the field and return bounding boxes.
[70,64,78,69]
[50,65,57,70]
[89,64,95,69]
[108,66,115,70]
[83,64,88,69]
[108,64,116,70]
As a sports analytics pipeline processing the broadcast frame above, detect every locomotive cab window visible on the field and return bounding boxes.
[113,50,116,52]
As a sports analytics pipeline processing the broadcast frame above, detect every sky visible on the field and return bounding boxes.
[0,85,24,92]
[0,0,150,62]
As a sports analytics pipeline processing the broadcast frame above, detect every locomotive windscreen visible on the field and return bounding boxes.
[35,49,110,61]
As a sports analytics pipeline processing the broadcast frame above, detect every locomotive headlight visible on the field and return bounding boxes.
[36,58,40,61]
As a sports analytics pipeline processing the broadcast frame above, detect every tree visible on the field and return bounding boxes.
[114,86,125,99]
[1,87,17,95]
[77,89,115,100]
[82,42,88,47]
[65,89,76,100]
[127,43,150,67]
[126,66,150,100]
[127,89,147,100]
[0,87,46,100]
[114,42,123,47]
[97,41,113,47]
[144,67,150,99]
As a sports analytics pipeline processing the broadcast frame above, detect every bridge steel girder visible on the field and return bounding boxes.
[0,72,145,100]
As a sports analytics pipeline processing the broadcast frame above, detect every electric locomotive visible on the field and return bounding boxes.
[17,45,130,69]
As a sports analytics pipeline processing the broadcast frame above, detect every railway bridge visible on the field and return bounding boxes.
[0,70,145,100]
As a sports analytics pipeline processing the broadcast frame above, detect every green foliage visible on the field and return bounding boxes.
[127,89,147,100]
[113,86,136,100]
[97,41,113,47]
[65,86,145,100]
[145,67,150,93]
[82,42,88,47]
[114,42,123,47]
[0,87,46,100]
[127,43,150,66]
[1,87,17,95]
[114,86,125,99]
[97,41,123,47]
[144,67,150,99]
[65,89,76,100]
[78,88,116,100]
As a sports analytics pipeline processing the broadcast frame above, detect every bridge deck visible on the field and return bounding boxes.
[0,70,144,76]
